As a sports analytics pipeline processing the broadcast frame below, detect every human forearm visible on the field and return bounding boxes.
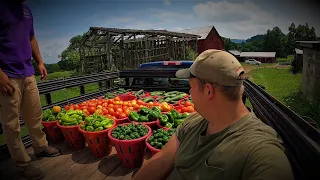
[132,151,174,180]
[30,36,44,65]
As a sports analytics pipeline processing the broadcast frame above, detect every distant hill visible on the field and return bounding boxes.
[231,39,246,44]
[246,34,266,42]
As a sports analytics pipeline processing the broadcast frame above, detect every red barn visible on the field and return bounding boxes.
[177,25,225,54]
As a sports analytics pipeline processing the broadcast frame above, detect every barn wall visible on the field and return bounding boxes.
[302,48,320,105]
[204,29,224,52]
[197,40,206,54]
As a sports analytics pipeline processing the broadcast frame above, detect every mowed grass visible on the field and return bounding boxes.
[276,54,294,63]
[249,68,319,125]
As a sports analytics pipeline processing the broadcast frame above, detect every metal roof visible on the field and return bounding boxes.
[296,41,320,49]
[295,48,303,55]
[240,52,276,58]
[176,25,214,40]
[228,50,241,56]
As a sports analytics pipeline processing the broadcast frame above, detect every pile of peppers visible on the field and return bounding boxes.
[128,107,162,122]
[57,110,85,126]
[159,109,189,128]
[81,113,114,132]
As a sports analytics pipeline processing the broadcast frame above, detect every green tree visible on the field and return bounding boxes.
[222,37,239,50]
[263,27,287,57]
[58,34,84,71]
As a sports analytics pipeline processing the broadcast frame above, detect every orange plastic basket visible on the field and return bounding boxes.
[42,120,64,143]
[56,122,85,149]
[78,120,116,158]
[107,123,152,168]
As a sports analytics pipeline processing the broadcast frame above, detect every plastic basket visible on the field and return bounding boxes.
[128,119,158,129]
[145,134,161,156]
[118,94,137,101]
[42,120,64,143]
[156,119,170,130]
[107,123,152,168]
[115,117,129,125]
[78,120,116,158]
[56,122,85,149]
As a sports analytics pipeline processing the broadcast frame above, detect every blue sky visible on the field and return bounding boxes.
[25,0,320,64]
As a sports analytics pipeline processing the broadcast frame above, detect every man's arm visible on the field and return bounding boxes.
[30,35,47,80]
[242,142,294,180]
[132,134,180,180]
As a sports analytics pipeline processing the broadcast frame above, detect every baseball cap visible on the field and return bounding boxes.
[176,49,245,86]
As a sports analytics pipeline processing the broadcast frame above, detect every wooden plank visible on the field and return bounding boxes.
[51,152,100,180]
[40,147,90,180]
[30,142,71,169]
[103,164,131,180]
[68,148,117,180]
[87,155,120,180]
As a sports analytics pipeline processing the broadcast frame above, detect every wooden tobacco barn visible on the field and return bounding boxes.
[80,27,200,74]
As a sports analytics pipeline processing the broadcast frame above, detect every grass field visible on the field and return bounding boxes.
[276,54,294,63]
[249,68,319,124]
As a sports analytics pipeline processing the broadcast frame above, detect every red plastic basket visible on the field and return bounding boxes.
[107,123,152,168]
[156,119,170,130]
[118,94,137,101]
[78,120,116,158]
[145,134,161,156]
[128,119,158,129]
[115,117,129,125]
[56,122,85,149]
[42,120,64,143]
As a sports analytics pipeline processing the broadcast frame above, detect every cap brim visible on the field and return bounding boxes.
[176,68,193,79]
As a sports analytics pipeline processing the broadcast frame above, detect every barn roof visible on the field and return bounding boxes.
[296,41,320,50]
[228,50,241,56]
[176,25,221,40]
[240,52,276,58]
[295,48,303,55]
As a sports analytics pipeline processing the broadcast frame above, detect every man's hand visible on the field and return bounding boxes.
[0,70,15,96]
[38,63,47,80]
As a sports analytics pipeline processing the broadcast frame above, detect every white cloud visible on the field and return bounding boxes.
[37,37,71,64]
[163,0,170,6]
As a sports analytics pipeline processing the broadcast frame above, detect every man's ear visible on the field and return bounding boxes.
[205,83,214,99]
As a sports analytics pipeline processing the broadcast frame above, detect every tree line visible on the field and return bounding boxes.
[222,22,319,58]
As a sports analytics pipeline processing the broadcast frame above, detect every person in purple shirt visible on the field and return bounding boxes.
[0,1,61,179]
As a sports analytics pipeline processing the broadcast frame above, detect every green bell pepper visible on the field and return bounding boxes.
[85,117,94,126]
[139,115,149,122]
[152,107,161,114]
[166,112,174,123]
[174,119,185,128]
[159,114,168,126]
[181,113,188,118]
[138,107,151,116]
[165,122,173,128]
[170,109,180,119]
[81,124,86,130]
[148,111,160,121]
[129,112,140,121]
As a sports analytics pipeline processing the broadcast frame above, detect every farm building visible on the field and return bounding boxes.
[177,25,225,54]
[291,48,303,73]
[239,52,276,63]
[228,50,241,60]
[79,27,200,73]
[296,41,320,106]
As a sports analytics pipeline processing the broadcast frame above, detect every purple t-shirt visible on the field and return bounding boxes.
[0,2,35,78]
